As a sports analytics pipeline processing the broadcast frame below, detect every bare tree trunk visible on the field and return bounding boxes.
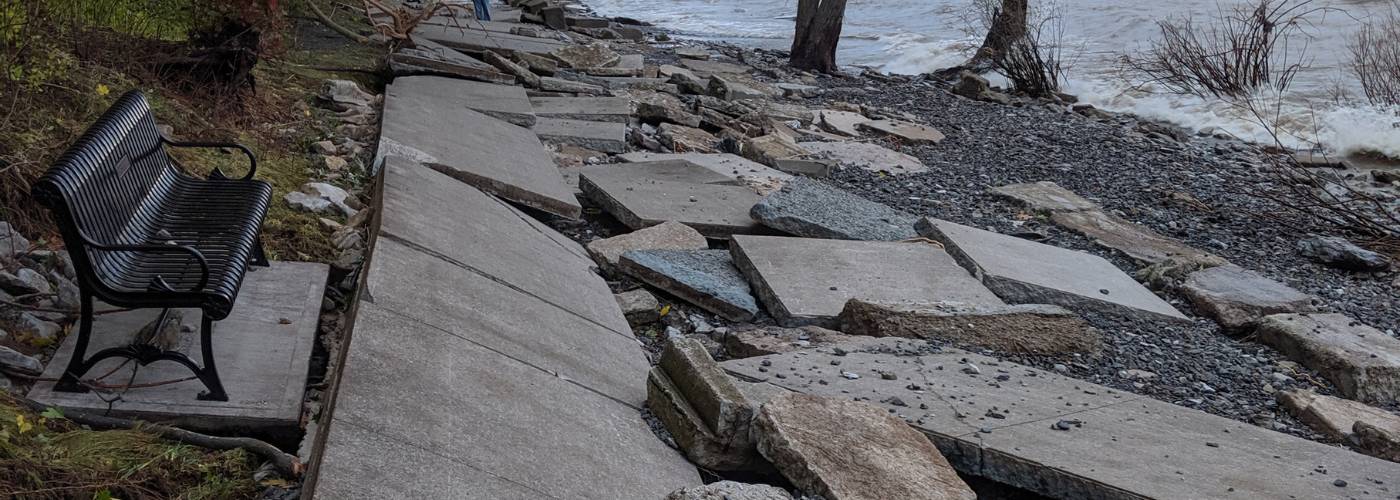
[969,0,1028,69]
[790,0,848,73]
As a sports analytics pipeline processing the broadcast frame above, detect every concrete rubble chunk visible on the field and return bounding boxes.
[990,181,1098,212]
[532,117,626,153]
[587,53,644,76]
[917,217,1189,322]
[392,76,537,127]
[1053,209,1223,266]
[416,24,570,57]
[552,43,621,69]
[816,110,870,137]
[741,134,808,168]
[634,92,702,127]
[587,220,709,273]
[777,83,819,98]
[658,123,720,154]
[615,288,661,326]
[529,96,630,122]
[538,76,609,95]
[388,37,514,84]
[579,161,765,237]
[680,59,752,75]
[513,51,559,76]
[675,46,712,60]
[621,249,760,322]
[481,49,541,88]
[665,481,793,500]
[648,337,765,471]
[859,119,945,144]
[1181,265,1315,331]
[723,325,863,359]
[1279,389,1400,461]
[754,393,976,500]
[1257,313,1400,405]
[709,75,774,101]
[722,339,1400,500]
[839,299,1098,354]
[658,64,698,80]
[750,177,918,241]
[1297,235,1392,272]
[380,78,580,218]
[0,345,43,376]
[617,152,792,191]
[730,235,1004,327]
[797,141,927,175]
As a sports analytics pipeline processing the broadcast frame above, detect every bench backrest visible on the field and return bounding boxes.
[32,91,177,289]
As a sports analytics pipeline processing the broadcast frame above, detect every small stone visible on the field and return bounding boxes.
[615,289,661,326]
[312,140,338,155]
[0,222,31,259]
[962,363,981,375]
[841,371,860,380]
[1334,479,1347,487]
[0,345,42,375]
[0,268,51,296]
[324,156,349,171]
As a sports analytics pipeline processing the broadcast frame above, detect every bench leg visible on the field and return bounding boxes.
[194,316,228,401]
[53,290,96,393]
[250,237,270,267]
[53,300,228,402]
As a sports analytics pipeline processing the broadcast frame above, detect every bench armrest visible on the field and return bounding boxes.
[162,138,258,181]
[80,232,210,292]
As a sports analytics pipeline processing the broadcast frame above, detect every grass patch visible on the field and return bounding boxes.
[0,394,259,499]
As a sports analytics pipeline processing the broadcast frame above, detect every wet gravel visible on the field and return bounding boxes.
[787,71,1400,439]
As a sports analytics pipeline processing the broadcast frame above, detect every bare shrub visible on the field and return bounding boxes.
[1349,1,1400,106]
[988,6,1065,97]
[362,0,469,43]
[1123,0,1324,99]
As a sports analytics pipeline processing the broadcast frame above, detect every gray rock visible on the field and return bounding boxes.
[0,345,42,375]
[634,92,702,128]
[816,110,870,137]
[796,141,926,175]
[990,181,1098,212]
[0,268,50,296]
[665,481,793,500]
[51,271,80,311]
[1297,236,1391,272]
[750,177,918,241]
[620,249,760,322]
[858,119,945,144]
[0,312,61,345]
[1181,265,1316,332]
[0,222,30,258]
[482,50,542,88]
[674,46,711,61]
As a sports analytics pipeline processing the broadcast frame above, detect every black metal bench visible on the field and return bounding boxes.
[32,90,273,402]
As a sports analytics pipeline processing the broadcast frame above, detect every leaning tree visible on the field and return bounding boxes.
[790,0,848,73]
[969,0,1028,70]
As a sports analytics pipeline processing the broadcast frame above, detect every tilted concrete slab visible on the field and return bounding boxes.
[315,302,700,500]
[620,249,760,322]
[991,181,1099,212]
[365,237,648,404]
[389,38,515,84]
[749,177,918,241]
[416,24,570,57]
[391,76,536,127]
[680,59,752,75]
[532,117,627,153]
[617,152,792,190]
[1257,313,1400,405]
[379,157,619,330]
[578,162,766,237]
[721,340,1400,500]
[797,141,927,175]
[1052,209,1220,265]
[529,96,631,122]
[28,261,325,437]
[917,218,1188,322]
[380,80,580,218]
[729,235,1004,327]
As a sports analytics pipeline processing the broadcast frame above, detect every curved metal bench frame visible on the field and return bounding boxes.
[32,91,271,402]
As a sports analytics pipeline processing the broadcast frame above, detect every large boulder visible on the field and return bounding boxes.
[753,393,975,500]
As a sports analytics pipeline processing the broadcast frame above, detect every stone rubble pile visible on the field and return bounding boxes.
[319,1,1400,497]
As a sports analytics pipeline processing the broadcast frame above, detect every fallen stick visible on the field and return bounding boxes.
[12,396,302,477]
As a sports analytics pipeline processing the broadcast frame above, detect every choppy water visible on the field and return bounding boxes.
[587,0,1400,158]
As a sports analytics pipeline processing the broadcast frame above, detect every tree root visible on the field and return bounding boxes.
[12,396,302,477]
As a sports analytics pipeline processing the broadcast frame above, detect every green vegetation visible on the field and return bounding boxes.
[0,394,259,499]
